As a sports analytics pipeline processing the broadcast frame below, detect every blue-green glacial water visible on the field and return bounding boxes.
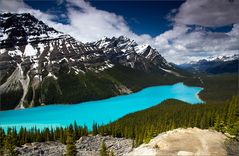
[0,83,203,131]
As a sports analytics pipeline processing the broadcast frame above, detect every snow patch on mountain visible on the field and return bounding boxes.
[0,13,187,110]
[135,44,150,54]
[159,67,182,77]
[17,65,30,109]
[24,44,37,57]
[47,72,57,80]
[207,54,239,62]
[8,49,22,57]
[187,54,239,64]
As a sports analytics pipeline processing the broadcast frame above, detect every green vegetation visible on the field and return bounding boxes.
[104,66,238,103]
[0,123,88,154]
[4,128,17,156]
[1,65,237,111]
[0,96,238,152]
[97,96,239,146]
[0,128,4,155]
[109,150,115,156]
[197,74,238,102]
[0,90,23,110]
[66,125,77,156]
[100,140,108,156]
[0,66,238,153]
[103,65,188,91]
[99,140,115,156]
[30,69,123,106]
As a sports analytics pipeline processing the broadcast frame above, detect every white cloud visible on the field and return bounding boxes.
[0,0,148,44]
[171,0,239,27]
[0,0,57,25]
[149,0,239,63]
[0,0,29,12]
[0,0,238,64]
[65,0,133,42]
[152,24,239,63]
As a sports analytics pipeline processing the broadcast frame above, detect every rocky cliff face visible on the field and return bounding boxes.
[0,13,183,110]
[92,36,175,72]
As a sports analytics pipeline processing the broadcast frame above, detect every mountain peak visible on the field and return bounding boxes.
[179,54,239,74]
[0,12,64,48]
[94,35,137,51]
[0,13,186,110]
[0,13,177,75]
[135,44,151,54]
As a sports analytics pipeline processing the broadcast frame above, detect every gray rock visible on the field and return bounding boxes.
[15,135,133,156]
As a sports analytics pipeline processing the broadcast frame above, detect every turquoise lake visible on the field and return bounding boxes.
[0,83,203,131]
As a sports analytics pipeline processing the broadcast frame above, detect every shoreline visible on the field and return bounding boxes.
[196,88,205,103]
[0,82,204,132]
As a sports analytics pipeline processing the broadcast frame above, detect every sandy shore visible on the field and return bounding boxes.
[127,127,227,156]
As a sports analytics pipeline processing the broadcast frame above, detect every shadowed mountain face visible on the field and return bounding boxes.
[0,13,184,110]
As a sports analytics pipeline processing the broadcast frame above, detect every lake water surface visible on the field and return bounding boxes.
[0,83,203,131]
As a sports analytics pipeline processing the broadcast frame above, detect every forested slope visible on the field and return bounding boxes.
[0,74,238,154]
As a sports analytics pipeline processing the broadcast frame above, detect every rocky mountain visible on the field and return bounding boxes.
[92,36,182,73]
[179,54,239,74]
[0,13,184,110]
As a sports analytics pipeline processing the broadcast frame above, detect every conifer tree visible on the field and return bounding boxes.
[4,128,17,156]
[73,121,78,139]
[92,122,98,136]
[60,127,66,144]
[132,139,135,148]
[0,128,5,155]
[44,128,50,141]
[66,125,77,156]
[100,140,108,156]
[109,150,115,156]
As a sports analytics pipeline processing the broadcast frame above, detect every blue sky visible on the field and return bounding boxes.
[0,0,239,63]
[23,0,234,36]
[25,0,183,36]
[70,1,183,36]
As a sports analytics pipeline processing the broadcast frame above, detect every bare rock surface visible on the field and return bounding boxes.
[14,128,232,156]
[15,135,133,156]
[15,141,65,156]
[127,127,228,156]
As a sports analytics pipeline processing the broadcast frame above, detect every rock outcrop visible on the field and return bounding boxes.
[14,128,234,156]
[15,135,133,156]
[127,127,228,156]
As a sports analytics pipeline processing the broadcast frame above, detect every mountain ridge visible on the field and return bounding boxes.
[0,12,184,110]
[179,54,239,74]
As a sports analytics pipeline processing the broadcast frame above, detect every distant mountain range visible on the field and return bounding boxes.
[179,54,239,74]
[0,13,185,110]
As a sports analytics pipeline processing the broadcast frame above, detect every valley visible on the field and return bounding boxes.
[0,83,203,132]
[0,13,187,111]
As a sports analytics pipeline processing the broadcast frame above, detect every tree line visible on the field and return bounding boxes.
[97,96,239,146]
[0,96,238,155]
[0,121,88,156]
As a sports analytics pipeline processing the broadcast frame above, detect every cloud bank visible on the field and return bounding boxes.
[171,0,239,27]
[0,0,238,64]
